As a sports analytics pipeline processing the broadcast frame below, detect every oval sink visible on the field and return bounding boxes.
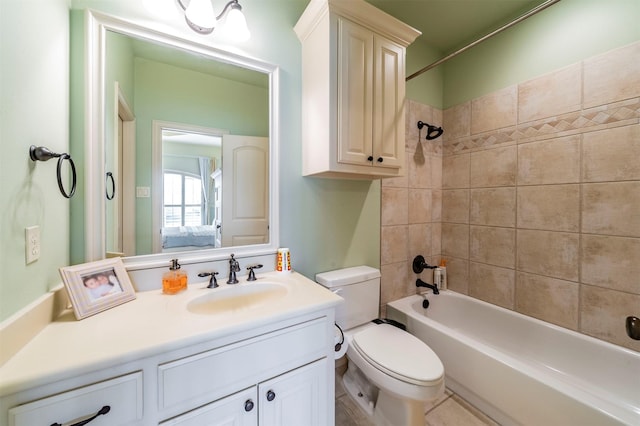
[187,282,289,315]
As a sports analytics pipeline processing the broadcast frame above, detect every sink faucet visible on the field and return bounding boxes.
[227,254,240,284]
[416,278,439,295]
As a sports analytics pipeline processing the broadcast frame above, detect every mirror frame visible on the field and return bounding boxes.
[85,10,280,269]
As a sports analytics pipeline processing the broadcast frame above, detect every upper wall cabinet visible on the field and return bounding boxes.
[295,0,420,179]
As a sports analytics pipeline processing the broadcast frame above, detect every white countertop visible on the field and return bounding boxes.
[0,272,342,397]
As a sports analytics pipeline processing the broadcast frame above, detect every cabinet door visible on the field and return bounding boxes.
[337,18,374,167]
[259,359,328,426]
[160,387,257,426]
[373,36,404,169]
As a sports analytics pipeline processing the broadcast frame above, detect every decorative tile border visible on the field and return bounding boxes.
[445,97,640,155]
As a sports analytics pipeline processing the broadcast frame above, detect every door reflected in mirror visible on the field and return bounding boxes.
[102,28,270,257]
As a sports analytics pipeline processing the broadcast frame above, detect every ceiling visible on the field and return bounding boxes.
[367,0,550,53]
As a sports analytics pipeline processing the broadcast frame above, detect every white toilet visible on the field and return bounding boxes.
[316,266,444,426]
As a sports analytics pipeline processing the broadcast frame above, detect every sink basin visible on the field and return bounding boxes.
[187,282,289,315]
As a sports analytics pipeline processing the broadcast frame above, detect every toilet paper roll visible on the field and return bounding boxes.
[334,325,348,359]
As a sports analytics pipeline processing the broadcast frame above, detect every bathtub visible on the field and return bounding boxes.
[386,292,640,426]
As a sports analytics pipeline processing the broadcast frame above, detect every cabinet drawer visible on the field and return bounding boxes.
[158,317,327,414]
[8,372,143,426]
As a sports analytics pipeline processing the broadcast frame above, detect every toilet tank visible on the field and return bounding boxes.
[316,266,381,330]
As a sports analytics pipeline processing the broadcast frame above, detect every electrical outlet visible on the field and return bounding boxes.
[25,226,40,264]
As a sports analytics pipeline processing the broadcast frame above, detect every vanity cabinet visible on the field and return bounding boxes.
[7,372,143,426]
[295,0,420,179]
[1,312,334,426]
[162,359,327,426]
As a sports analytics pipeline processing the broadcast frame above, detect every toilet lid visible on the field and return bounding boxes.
[352,324,443,386]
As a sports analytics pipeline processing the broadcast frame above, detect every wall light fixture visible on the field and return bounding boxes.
[176,0,250,41]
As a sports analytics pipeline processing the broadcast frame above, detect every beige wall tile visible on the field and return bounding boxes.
[408,150,432,189]
[431,190,442,222]
[408,188,432,224]
[515,272,579,330]
[581,285,640,352]
[471,85,517,135]
[408,223,432,260]
[582,182,640,237]
[380,261,411,305]
[381,187,408,226]
[432,154,443,188]
[443,102,471,140]
[442,153,470,189]
[470,187,516,227]
[444,257,469,294]
[470,226,515,268]
[432,222,442,256]
[517,185,580,232]
[442,223,469,259]
[382,153,409,188]
[582,124,640,182]
[407,99,434,153]
[583,41,640,108]
[381,225,408,265]
[517,230,579,281]
[442,189,469,224]
[468,262,515,309]
[518,63,582,123]
[470,146,517,187]
[517,135,581,185]
[581,234,640,294]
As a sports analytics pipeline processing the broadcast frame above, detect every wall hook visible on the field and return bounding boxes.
[29,145,77,198]
[417,121,444,140]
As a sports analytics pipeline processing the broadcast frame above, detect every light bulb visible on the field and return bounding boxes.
[185,0,216,31]
[220,6,250,41]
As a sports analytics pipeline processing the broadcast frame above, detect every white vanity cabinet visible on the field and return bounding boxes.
[7,372,143,426]
[1,313,335,426]
[295,0,420,180]
[162,359,328,426]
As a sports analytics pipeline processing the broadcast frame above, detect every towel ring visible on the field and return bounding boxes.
[106,172,115,200]
[29,145,77,199]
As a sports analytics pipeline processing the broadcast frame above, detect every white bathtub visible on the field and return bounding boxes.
[387,292,640,425]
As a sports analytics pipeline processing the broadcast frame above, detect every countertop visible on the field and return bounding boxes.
[0,271,342,397]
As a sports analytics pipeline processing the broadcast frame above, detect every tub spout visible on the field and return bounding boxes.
[416,278,439,295]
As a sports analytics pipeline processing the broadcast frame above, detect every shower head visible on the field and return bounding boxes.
[417,121,444,140]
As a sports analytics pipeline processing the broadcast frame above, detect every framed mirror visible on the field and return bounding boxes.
[85,10,279,268]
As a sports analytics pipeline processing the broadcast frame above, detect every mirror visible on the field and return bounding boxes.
[85,10,279,267]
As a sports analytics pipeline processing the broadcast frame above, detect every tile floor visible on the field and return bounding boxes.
[335,363,499,426]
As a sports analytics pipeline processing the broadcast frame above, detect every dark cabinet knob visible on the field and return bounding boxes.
[244,399,254,412]
[367,156,374,162]
[266,390,276,401]
[377,157,383,163]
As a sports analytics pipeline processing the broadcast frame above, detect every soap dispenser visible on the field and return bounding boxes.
[163,259,188,294]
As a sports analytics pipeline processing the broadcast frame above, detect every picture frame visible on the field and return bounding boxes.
[59,257,136,320]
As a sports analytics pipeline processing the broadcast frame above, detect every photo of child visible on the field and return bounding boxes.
[82,268,123,301]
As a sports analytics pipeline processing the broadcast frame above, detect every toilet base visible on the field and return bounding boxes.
[342,362,428,426]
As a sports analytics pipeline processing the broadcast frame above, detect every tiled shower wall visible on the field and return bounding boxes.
[380,41,639,352]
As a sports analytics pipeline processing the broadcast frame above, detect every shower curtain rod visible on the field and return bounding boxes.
[406,0,561,81]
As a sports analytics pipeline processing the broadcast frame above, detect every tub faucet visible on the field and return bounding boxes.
[416,278,439,295]
[227,253,240,284]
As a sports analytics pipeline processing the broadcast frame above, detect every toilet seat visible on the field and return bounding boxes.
[352,324,443,386]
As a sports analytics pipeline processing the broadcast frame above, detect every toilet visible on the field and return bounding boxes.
[316,266,444,426]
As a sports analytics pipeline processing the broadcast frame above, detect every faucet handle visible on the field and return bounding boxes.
[198,271,219,288]
[246,264,263,281]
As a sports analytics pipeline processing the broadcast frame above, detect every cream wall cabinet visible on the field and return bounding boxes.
[295,0,420,179]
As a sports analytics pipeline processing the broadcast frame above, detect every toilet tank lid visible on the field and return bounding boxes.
[316,266,381,287]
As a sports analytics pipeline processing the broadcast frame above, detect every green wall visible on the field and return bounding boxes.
[1,0,71,321]
[442,0,640,108]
